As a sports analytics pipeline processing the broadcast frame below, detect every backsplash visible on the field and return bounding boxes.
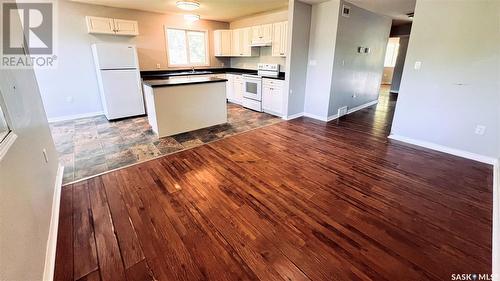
[230,47,286,70]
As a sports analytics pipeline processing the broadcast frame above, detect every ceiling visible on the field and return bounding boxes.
[347,0,415,24]
[70,0,289,22]
[301,0,415,25]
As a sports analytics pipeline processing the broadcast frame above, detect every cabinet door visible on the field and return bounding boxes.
[86,16,115,34]
[214,30,232,56]
[261,24,273,43]
[225,74,234,100]
[262,84,272,111]
[251,26,262,43]
[272,23,282,57]
[114,19,139,35]
[231,29,241,56]
[233,77,244,104]
[241,28,252,56]
[281,21,288,57]
[271,86,284,114]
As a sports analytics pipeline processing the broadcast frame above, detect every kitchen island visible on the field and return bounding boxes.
[142,76,228,138]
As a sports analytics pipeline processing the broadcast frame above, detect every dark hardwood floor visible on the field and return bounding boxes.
[54,87,493,281]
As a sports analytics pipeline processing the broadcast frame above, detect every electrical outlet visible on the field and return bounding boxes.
[414,61,422,70]
[338,106,348,117]
[156,63,161,69]
[309,60,317,66]
[42,149,49,163]
[475,125,486,135]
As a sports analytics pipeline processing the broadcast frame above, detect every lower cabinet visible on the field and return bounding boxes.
[262,78,285,117]
[226,74,243,105]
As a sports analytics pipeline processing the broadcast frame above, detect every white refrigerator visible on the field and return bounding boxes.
[91,43,145,120]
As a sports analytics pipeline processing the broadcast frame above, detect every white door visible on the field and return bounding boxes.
[272,23,282,57]
[86,16,115,34]
[93,44,138,69]
[281,21,288,56]
[232,29,241,56]
[261,24,273,43]
[226,74,234,100]
[100,69,145,119]
[114,19,139,36]
[234,77,244,104]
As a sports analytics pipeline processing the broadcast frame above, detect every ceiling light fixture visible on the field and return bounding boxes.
[176,1,200,11]
[184,14,200,22]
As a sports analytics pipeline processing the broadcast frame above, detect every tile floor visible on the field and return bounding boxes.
[51,103,282,184]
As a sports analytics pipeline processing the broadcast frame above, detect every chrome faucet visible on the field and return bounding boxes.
[191,66,195,73]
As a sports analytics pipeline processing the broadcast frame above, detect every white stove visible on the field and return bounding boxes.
[242,63,280,112]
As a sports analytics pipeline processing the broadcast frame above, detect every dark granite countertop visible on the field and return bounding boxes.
[143,77,228,88]
[141,67,286,81]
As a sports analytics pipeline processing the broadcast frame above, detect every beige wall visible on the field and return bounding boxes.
[0,9,60,281]
[36,0,230,120]
[62,1,230,70]
[229,9,288,70]
[230,9,288,29]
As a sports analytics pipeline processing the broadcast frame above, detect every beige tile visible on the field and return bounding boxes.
[130,144,162,162]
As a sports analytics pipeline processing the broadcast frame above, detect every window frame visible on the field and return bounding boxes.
[165,27,210,68]
[0,90,16,162]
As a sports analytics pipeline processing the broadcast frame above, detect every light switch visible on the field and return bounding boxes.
[414,61,422,70]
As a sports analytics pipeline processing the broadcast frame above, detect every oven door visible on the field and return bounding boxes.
[243,77,262,101]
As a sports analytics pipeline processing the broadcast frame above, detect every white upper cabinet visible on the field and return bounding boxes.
[114,19,139,36]
[272,21,288,57]
[231,28,258,57]
[251,24,273,45]
[214,30,232,57]
[86,16,139,36]
[86,16,115,35]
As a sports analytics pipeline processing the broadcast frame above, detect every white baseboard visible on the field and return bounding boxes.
[48,111,104,123]
[284,112,304,120]
[302,100,378,122]
[327,114,338,121]
[43,164,64,281]
[493,159,500,279]
[388,135,497,165]
[303,112,328,122]
[347,100,378,114]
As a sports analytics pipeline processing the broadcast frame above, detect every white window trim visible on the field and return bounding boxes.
[0,132,17,162]
[165,27,210,68]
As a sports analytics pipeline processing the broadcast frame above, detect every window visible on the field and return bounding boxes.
[165,28,209,67]
[384,38,400,67]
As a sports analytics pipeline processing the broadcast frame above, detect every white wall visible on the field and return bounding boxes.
[35,0,230,121]
[328,1,391,116]
[0,9,60,281]
[302,0,390,120]
[285,0,312,117]
[390,0,500,160]
[390,36,409,93]
[303,0,340,119]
